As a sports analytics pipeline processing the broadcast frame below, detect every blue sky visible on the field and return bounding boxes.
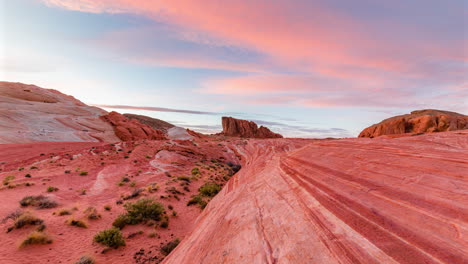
[1,0,466,137]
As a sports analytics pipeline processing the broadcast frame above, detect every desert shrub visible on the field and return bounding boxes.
[57,209,72,216]
[93,227,125,248]
[104,205,112,211]
[84,207,101,220]
[172,211,177,217]
[75,256,95,264]
[30,166,38,170]
[64,170,71,174]
[191,168,200,176]
[14,212,44,229]
[3,175,15,185]
[227,162,242,173]
[67,218,88,228]
[46,186,59,192]
[24,174,32,178]
[177,176,191,182]
[146,183,159,193]
[77,189,87,195]
[125,198,165,223]
[129,181,136,187]
[20,231,52,247]
[113,198,165,229]
[19,195,58,209]
[122,188,143,200]
[187,195,207,209]
[79,171,88,176]
[1,209,23,224]
[199,183,221,197]
[160,238,180,256]
[112,214,130,229]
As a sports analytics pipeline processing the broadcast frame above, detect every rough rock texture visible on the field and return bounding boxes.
[100,111,167,141]
[0,82,120,143]
[123,113,175,133]
[359,109,468,138]
[164,130,468,264]
[221,116,283,138]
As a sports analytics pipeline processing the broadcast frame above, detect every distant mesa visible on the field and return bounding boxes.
[100,111,167,141]
[221,116,283,138]
[359,109,468,138]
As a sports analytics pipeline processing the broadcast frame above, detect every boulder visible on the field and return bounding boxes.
[100,111,167,141]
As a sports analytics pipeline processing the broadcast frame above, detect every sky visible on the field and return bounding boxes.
[1,0,467,138]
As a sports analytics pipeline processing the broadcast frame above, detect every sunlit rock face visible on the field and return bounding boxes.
[100,111,167,141]
[221,116,283,138]
[164,130,468,264]
[0,81,120,143]
[359,109,468,138]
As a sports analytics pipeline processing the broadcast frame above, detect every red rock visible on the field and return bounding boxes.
[221,116,283,138]
[100,111,167,141]
[359,109,468,138]
[164,130,468,264]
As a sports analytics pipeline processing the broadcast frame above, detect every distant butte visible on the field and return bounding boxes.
[221,116,283,138]
[359,109,467,138]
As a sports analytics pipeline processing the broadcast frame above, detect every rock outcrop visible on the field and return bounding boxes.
[221,116,283,138]
[123,113,175,133]
[359,109,467,138]
[100,111,167,141]
[0,82,120,143]
[164,130,468,264]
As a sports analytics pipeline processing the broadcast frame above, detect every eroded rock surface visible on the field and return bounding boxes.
[0,82,119,143]
[164,131,468,264]
[221,116,283,138]
[359,109,467,138]
[100,111,167,141]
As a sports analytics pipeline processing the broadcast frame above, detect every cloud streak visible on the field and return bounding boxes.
[95,104,216,115]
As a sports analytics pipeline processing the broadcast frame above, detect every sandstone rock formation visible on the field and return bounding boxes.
[124,113,175,133]
[221,116,283,138]
[0,82,120,143]
[100,111,167,141]
[359,109,468,138]
[164,130,468,264]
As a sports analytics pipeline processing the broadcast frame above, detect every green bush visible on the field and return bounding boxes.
[160,238,180,256]
[93,227,125,248]
[46,186,59,192]
[187,195,207,209]
[113,198,165,229]
[124,198,165,223]
[79,171,88,176]
[112,214,130,229]
[199,183,221,197]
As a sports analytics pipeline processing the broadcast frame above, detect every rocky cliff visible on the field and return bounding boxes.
[164,130,468,264]
[221,116,283,138]
[100,111,167,141]
[359,109,468,138]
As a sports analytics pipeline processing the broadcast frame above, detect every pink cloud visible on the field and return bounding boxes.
[41,0,467,112]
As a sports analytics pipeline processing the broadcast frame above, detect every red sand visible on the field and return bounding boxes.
[0,138,241,264]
